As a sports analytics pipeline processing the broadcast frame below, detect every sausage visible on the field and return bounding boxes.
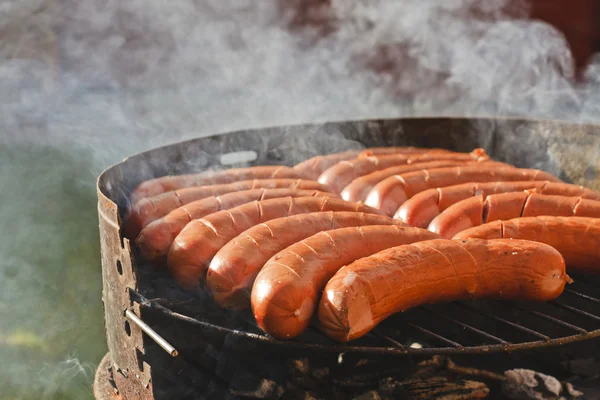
[124,179,330,239]
[292,147,444,179]
[136,189,337,261]
[453,216,600,273]
[430,192,600,238]
[318,149,489,193]
[396,181,600,228]
[167,196,384,289]
[129,165,310,204]
[364,166,562,216]
[318,238,569,342]
[293,150,361,179]
[251,225,440,339]
[341,160,512,202]
[207,212,407,309]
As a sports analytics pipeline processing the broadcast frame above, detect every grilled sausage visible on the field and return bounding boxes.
[293,150,361,179]
[124,179,330,239]
[453,216,600,273]
[430,192,600,238]
[136,189,337,261]
[207,213,407,309]
[252,225,440,339]
[167,197,384,289]
[292,147,444,180]
[341,160,512,202]
[318,238,569,342]
[318,149,489,193]
[129,166,310,204]
[365,166,562,216]
[396,181,600,228]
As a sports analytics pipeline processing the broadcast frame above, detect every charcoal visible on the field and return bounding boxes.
[352,390,382,400]
[502,369,584,400]
[561,358,600,379]
[228,378,285,399]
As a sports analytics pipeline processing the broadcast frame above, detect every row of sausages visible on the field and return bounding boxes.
[123,146,600,342]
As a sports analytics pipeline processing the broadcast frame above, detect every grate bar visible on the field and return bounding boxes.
[406,322,463,348]
[551,301,600,323]
[565,288,600,304]
[370,328,407,351]
[456,302,550,340]
[515,306,588,334]
[423,307,507,344]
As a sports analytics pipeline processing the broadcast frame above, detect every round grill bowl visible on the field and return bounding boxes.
[96,117,600,399]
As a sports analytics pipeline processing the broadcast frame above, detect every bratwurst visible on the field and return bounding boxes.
[293,147,454,179]
[136,188,337,260]
[396,181,600,228]
[429,192,600,238]
[453,216,600,273]
[318,149,489,193]
[207,212,406,309]
[340,160,511,202]
[251,225,440,339]
[364,166,562,216]
[124,178,330,238]
[130,165,310,204]
[167,196,384,289]
[318,238,569,342]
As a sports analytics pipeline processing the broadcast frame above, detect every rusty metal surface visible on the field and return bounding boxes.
[93,353,122,400]
[97,178,153,398]
[96,117,600,399]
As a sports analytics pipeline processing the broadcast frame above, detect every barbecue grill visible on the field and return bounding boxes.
[93,117,600,399]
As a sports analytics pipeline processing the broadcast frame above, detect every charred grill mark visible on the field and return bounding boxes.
[256,201,263,222]
[519,193,532,217]
[259,188,268,201]
[482,196,490,223]
[572,197,583,215]
[215,195,224,211]
[172,190,184,208]
[180,206,194,223]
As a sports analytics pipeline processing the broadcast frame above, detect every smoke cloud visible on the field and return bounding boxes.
[1,0,598,398]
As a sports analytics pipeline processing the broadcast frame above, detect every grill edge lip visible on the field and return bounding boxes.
[97,116,600,372]
[137,291,600,357]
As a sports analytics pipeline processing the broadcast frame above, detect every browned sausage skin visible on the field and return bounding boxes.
[396,181,600,228]
[124,178,330,239]
[340,159,512,202]
[129,165,310,204]
[293,150,361,179]
[318,238,569,342]
[429,192,600,238]
[292,147,446,180]
[136,189,337,261]
[318,149,489,193]
[207,212,407,309]
[453,216,600,273]
[365,166,562,216]
[167,196,384,290]
[251,225,440,339]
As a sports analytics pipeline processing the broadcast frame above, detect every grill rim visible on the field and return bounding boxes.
[133,287,600,357]
[96,116,600,398]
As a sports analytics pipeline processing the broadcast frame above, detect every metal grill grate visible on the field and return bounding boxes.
[135,271,600,357]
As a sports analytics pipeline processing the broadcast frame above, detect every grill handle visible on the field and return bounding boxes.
[125,309,179,357]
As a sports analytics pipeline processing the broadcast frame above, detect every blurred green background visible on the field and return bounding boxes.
[0,145,107,399]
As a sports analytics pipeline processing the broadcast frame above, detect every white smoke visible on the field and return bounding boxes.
[1,0,598,398]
